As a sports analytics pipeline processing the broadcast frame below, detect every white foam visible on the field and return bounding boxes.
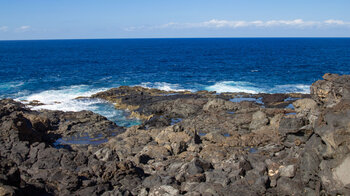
[205,81,311,94]
[17,85,108,112]
[139,82,192,92]
[28,99,105,112]
[205,81,260,94]
[271,84,310,94]
[16,85,141,127]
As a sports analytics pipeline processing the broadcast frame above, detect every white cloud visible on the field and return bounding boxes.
[125,19,350,31]
[16,25,31,32]
[0,26,9,32]
[19,25,31,30]
[324,19,348,25]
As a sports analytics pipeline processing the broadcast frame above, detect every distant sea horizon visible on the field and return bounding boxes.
[1,38,349,125]
[1,37,350,41]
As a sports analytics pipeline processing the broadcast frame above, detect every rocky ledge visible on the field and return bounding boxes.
[1,73,350,195]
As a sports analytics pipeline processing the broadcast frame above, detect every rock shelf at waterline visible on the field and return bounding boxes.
[1,73,350,195]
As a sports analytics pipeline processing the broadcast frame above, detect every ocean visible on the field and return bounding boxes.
[1,38,350,126]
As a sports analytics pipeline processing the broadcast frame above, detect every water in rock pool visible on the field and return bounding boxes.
[1,38,350,128]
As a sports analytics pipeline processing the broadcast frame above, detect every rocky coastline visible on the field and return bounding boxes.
[1,73,350,195]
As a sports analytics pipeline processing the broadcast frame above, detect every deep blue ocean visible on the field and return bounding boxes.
[1,38,350,126]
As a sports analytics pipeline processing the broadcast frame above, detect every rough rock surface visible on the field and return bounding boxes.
[1,73,350,195]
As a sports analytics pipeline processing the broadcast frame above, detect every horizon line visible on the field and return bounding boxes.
[1,36,350,41]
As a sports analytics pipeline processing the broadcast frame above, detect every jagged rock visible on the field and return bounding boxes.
[293,98,318,114]
[1,74,350,195]
[94,148,114,162]
[311,73,350,108]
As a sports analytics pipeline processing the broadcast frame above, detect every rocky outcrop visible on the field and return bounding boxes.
[1,73,350,195]
[311,73,350,108]
[0,99,127,195]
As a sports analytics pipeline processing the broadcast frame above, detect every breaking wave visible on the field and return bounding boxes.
[205,81,310,94]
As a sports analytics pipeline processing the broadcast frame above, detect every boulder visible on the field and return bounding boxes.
[279,165,296,178]
[249,111,268,131]
[149,185,179,196]
[311,73,350,108]
[279,117,305,136]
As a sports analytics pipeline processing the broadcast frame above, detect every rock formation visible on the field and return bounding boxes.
[0,73,350,195]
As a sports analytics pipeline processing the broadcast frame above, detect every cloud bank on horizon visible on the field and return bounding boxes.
[1,0,349,39]
[1,19,350,39]
[125,19,350,31]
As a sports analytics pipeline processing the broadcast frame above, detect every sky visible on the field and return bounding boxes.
[0,0,350,40]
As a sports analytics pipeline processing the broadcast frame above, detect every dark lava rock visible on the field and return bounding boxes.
[1,73,350,195]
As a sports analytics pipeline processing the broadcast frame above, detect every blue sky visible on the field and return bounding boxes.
[0,0,349,40]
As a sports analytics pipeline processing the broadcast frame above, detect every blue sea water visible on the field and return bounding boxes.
[1,38,350,126]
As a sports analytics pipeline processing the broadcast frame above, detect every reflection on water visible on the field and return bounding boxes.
[223,133,230,137]
[53,132,115,147]
[230,96,264,105]
[285,103,295,109]
[170,118,183,125]
[285,112,297,116]
[284,97,301,102]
